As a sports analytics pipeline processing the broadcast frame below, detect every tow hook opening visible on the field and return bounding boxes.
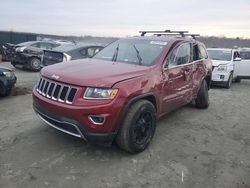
[88,115,106,125]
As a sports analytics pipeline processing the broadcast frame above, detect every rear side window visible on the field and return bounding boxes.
[39,42,54,50]
[31,42,40,48]
[80,49,87,57]
[240,51,250,60]
[198,45,208,59]
[87,47,100,57]
[166,43,191,68]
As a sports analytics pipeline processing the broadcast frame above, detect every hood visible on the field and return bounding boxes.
[0,66,13,72]
[41,58,150,88]
[211,60,230,67]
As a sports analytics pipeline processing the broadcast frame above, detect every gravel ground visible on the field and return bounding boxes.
[0,61,250,188]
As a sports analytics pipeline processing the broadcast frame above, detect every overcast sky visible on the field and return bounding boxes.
[1,0,250,38]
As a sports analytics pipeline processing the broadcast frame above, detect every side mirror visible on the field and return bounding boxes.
[234,57,241,61]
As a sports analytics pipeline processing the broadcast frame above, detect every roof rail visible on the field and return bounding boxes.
[139,30,200,39]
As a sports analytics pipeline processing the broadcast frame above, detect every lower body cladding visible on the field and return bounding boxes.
[33,93,119,143]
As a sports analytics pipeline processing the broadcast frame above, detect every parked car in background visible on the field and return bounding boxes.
[235,48,250,81]
[2,43,15,61]
[41,43,104,67]
[4,41,60,71]
[0,66,16,96]
[33,30,212,153]
[207,48,241,88]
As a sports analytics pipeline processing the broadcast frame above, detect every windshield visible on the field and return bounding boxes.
[207,49,232,61]
[17,41,36,46]
[93,39,166,66]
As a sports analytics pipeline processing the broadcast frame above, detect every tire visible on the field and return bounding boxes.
[234,77,241,83]
[0,82,5,97]
[29,57,41,71]
[195,80,209,109]
[0,83,12,97]
[225,72,233,89]
[4,88,12,96]
[116,100,156,153]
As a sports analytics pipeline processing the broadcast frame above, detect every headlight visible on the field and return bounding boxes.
[3,71,14,77]
[217,65,227,71]
[15,46,27,52]
[84,88,118,100]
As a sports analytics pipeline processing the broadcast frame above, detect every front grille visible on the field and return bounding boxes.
[36,77,78,104]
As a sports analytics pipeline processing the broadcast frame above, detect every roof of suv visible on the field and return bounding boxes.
[207,48,237,52]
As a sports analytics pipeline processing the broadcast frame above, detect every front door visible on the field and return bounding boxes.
[237,50,250,77]
[161,42,193,114]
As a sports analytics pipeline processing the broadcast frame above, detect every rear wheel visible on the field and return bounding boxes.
[225,72,233,89]
[195,80,209,109]
[116,100,156,153]
[29,57,41,71]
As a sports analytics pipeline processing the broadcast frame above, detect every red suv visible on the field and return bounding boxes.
[33,31,212,153]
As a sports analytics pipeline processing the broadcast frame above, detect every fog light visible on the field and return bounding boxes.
[88,115,106,125]
[220,75,225,79]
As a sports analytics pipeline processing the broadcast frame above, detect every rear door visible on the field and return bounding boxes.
[238,50,250,77]
[192,44,209,95]
[161,42,194,114]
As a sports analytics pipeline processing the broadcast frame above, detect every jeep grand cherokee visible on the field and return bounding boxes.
[33,31,212,153]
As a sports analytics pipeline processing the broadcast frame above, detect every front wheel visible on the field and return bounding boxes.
[116,100,156,153]
[195,80,209,109]
[225,72,233,89]
[29,57,41,71]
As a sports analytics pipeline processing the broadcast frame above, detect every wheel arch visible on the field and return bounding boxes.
[127,93,158,113]
[204,75,211,90]
[115,93,158,133]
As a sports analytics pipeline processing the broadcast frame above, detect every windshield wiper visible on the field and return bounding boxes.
[133,45,142,65]
[112,44,119,62]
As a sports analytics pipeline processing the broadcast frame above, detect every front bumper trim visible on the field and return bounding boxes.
[36,111,86,140]
[33,104,117,143]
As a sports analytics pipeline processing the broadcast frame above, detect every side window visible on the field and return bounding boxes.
[240,51,250,60]
[166,43,191,68]
[80,49,87,57]
[198,45,208,59]
[52,43,60,48]
[193,44,200,61]
[87,47,97,57]
[39,42,53,50]
[31,42,40,48]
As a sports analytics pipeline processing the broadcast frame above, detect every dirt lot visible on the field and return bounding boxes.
[0,62,250,188]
